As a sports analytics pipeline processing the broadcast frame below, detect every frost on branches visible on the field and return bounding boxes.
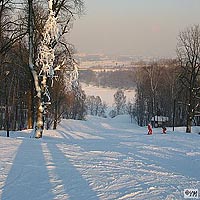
[35,0,59,138]
[64,57,85,102]
[37,9,59,81]
[34,0,81,138]
[68,60,85,101]
[66,59,79,91]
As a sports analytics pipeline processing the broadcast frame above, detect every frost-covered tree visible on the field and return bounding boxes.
[27,0,59,138]
[34,0,59,138]
[27,0,84,138]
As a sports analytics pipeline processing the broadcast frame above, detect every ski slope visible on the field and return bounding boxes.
[0,115,200,200]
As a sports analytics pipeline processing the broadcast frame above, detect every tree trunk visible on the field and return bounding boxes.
[27,90,33,129]
[14,104,18,130]
[53,119,57,130]
[186,91,194,133]
[28,0,43,138]
[186,115,192,133]
[53,103,58,129]
[35,98,44,138]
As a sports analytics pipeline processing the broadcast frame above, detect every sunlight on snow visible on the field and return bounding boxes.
[0,139,22,199]
[41,143,70,199]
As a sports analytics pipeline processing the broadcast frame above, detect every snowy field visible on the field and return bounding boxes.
[0,115,200,200]
[81,83,136,106]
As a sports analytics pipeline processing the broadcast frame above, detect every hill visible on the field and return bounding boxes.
[0,115,200,199]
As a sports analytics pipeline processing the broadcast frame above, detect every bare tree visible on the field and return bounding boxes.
[135,67,149,126]
[114,89,126,115]
[86,95,107,117]
[177,25,200,133]
[144,62,162,127]
[0,0,27,56]
[134,60,180,127]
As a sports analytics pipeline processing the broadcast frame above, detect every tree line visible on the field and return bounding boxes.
[79,69,136,89]
[81,24,200,133]
[85,89,132,119]
[135,25,200,133]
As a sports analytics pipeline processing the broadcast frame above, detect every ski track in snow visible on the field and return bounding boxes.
[0,115,200,200]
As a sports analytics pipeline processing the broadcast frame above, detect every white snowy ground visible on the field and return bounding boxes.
[0,115,200,200]
[81,83,136,106]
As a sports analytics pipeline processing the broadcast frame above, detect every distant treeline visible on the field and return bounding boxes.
[79,69,137,89]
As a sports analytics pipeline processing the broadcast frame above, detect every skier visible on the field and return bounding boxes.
[162,126,167,134]
[147,124,153,135]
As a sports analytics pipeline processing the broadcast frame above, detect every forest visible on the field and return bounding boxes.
[0,0,85,138]
[79,69,137,89]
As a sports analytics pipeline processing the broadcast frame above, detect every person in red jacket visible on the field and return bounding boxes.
[147,124,153,135]
[162,126,167,134]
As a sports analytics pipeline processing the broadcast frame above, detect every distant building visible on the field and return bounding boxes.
[151,115,169,128]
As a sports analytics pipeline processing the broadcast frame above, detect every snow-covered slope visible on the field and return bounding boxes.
[0,115,200,200]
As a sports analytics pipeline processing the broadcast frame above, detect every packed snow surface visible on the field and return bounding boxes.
[0,115,200,200]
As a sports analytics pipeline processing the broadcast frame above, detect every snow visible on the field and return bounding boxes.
[81,83,136,106]
[0,115,200,200]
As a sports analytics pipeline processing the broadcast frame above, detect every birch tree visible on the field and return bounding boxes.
[33,0,59,138]
[144,63,162,127]
[27,0,84,138]
[134,60,180,127]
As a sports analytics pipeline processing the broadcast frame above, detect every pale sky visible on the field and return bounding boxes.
[69,0,200,58]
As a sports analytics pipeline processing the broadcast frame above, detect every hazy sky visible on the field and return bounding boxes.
[69,0,200,58]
